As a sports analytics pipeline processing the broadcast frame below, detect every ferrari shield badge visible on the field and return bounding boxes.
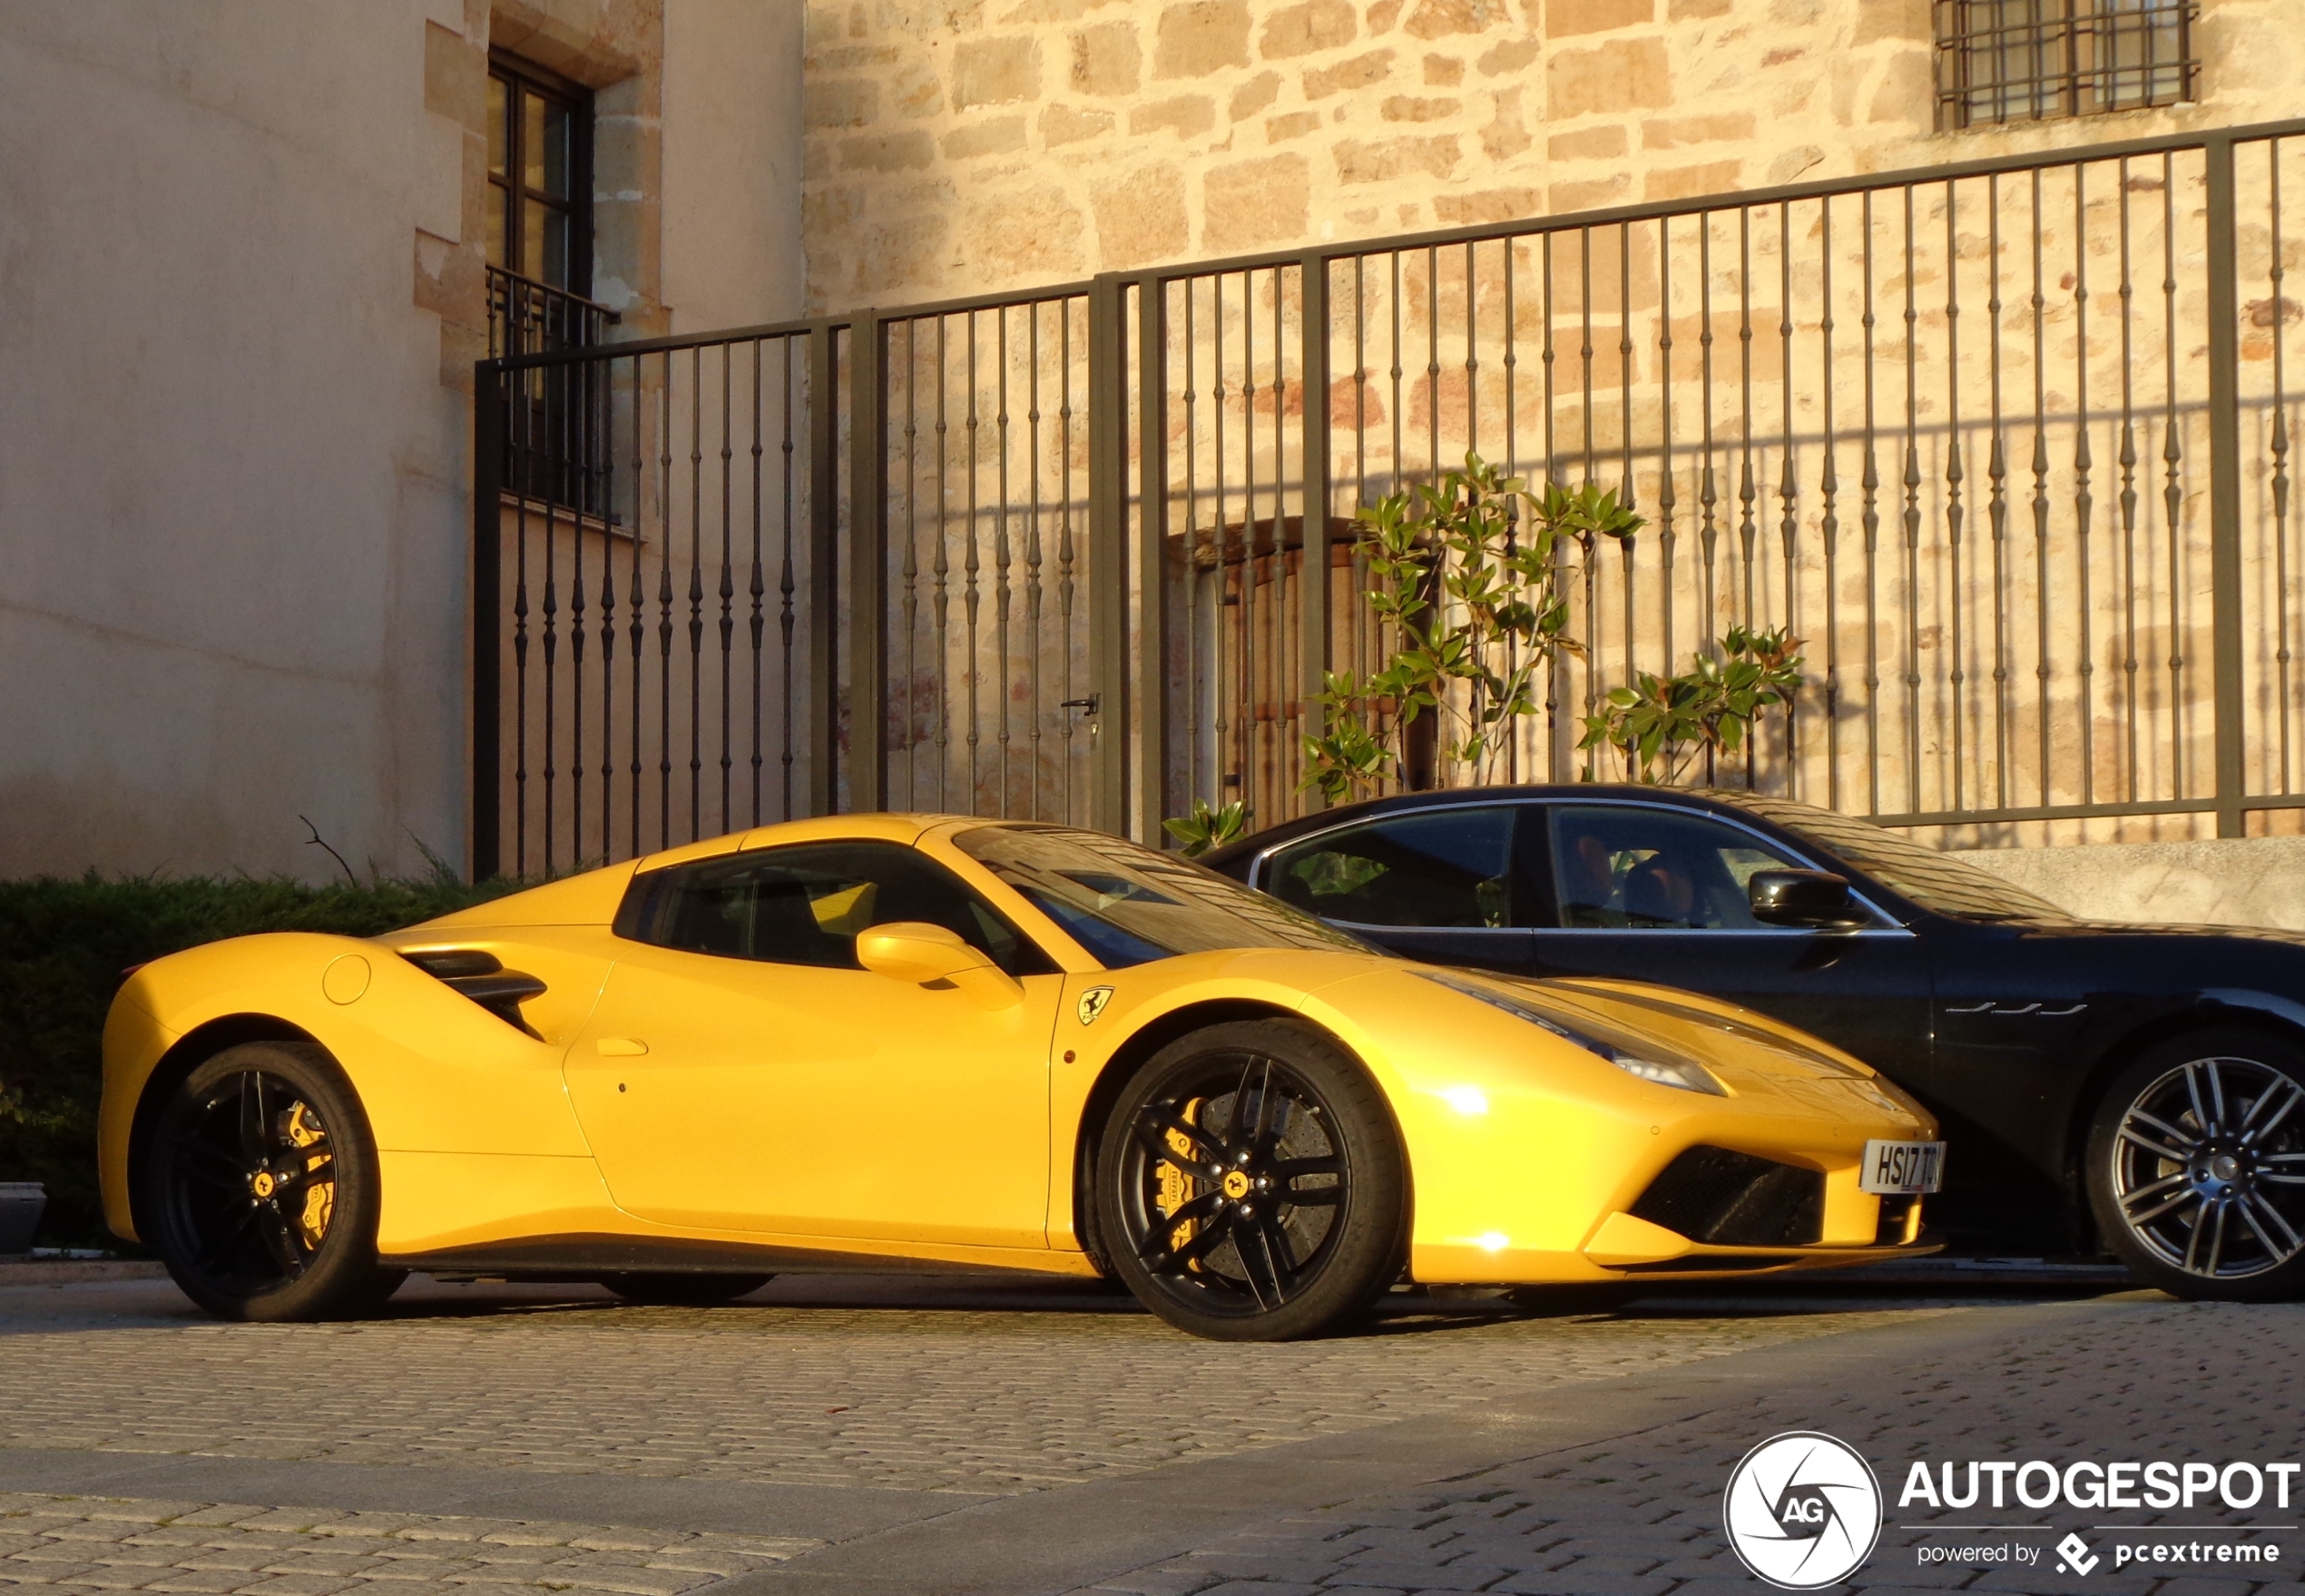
[1076,986,1114,1025]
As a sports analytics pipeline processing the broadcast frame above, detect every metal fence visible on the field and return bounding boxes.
[472,116,2305,878]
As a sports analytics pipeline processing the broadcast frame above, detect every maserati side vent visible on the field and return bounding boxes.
[400,949,547,1028]
[1631,1146,1824,1247]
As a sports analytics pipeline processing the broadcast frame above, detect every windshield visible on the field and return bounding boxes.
[954,824,1376,967]
[1725,796,2071,923]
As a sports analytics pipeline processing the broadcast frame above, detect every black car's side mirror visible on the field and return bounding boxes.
[1748,868,1866,929]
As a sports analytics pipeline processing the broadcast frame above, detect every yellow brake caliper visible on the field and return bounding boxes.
[286,1102,334,1247]
[1160,1098,1202,1269]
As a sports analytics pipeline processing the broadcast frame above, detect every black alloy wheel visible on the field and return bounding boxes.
[2087,1030,2305,1301]
[1097,1019,1406,1341]
[145,1042,404,1321]
[602,1273,774,1306]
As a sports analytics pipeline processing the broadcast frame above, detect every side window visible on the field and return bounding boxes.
[1265,807,1521,928]
[620,842,1046,974]
[1548,806,1804,931]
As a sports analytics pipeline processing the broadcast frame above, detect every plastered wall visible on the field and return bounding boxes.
[0,0,801,880]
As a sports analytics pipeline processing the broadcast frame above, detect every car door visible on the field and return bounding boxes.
[563,839,1064,1249]
[1919,921,2113,1246]
[1255,802,1537,974]
[1524,801,1936,1088]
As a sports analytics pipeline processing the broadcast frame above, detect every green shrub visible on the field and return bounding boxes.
[0,871,519,1249]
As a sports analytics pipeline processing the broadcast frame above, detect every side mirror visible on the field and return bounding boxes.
[1747,869,1865,929]
[856,922,1023,1008]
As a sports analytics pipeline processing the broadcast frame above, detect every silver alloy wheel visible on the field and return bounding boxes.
[2110,1055,2305,1279]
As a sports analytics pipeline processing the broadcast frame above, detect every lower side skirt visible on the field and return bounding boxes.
[383,1232,1081,1281]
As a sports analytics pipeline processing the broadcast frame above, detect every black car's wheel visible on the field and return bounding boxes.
[602,1273,773,1306]
[2086,1031,2305,1301]
[1096,1019,1406,1341]
[144,1042,404,1321]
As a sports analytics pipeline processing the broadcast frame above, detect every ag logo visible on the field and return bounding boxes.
[1076,985,1114,1025]
[1722,1431,1881,1589]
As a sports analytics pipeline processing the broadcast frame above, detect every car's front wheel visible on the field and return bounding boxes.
[1095,1019,1406,1341]
[144,1041,404,1321]
[2086,1030,2305,1300]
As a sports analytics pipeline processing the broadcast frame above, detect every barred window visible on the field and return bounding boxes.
[1933,1,2198,130]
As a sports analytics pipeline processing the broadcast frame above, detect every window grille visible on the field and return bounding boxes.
[1934,0,2198,130]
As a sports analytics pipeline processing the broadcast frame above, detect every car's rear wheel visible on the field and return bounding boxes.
[145,1042,404,1321]
[1096,1019,1406,1341]
[2086,1030,2305,1301]
[602,1273,773,1306]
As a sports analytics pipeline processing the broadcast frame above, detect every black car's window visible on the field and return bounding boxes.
[618,840,1047,974]
[1265,806,1520,928]
[955,824,1372,968]
[1723,795,2071,922]
[1548,805,1806,930]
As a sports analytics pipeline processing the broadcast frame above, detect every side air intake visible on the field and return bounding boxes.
[1630,1146,1824,1247]
[400,949,546,1028]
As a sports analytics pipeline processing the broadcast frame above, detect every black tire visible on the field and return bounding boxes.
[1095,1018,1407,1341]
[602,1273,773,1306]
[143,1041,403,1322]
[2085,1029,2305,1302]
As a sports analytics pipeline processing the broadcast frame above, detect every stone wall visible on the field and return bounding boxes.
[799,0,2302,311]
[1955,835,2305,931]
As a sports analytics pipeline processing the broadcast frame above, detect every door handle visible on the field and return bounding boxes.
[595,1037,649,1057]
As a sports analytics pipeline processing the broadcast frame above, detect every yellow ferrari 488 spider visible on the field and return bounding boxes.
[101,816,1942,1339]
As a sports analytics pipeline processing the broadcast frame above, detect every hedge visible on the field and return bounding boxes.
[0,871,519,1248]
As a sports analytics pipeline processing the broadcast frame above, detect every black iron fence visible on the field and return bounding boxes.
[474,117,2305,878]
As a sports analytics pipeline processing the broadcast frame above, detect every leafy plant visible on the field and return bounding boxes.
[1300,455,1642,803]
[1161,798,1248,857]
[1576,624,1807,785]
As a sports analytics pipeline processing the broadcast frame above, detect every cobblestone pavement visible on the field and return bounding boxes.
[6,1273,2265,1596]
[0,1280,1943,1495]
[1073,1297,2303,1596]
[0,1493,814,1596]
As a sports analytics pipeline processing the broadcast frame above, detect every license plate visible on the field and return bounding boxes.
[1861,1139,1946,1195]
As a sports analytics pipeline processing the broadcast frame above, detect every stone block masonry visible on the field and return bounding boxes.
[799,0,2303,311]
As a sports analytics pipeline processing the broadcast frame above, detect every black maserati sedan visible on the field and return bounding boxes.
[1203,785,2305,1300]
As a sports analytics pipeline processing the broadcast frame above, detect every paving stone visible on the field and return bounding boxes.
[0,1501,810,1596]
[0,1302,1932,1499]
[1073,1301,2305,1596]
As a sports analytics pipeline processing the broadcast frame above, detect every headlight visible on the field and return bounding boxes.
[1419,971,1727,1096]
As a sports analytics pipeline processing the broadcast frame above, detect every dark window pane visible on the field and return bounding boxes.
[486,181,507,271]
[538,98,573,201]
[522,89,547,192]
[1267,808,1517,928]
[535,201,570,287]
[1550,807,1800,931]
[625,842,1038,974]
[487,74,507,177]
[522,197,549,282]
